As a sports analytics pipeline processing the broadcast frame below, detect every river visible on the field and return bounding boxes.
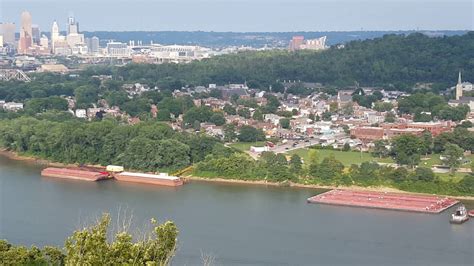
[0,155,473,265]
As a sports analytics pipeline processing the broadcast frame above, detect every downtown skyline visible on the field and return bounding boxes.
[0,0,473,32]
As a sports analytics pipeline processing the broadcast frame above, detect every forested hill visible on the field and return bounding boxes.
[112,32,474,90]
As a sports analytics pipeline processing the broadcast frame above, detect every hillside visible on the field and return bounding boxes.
[114,32,474,90]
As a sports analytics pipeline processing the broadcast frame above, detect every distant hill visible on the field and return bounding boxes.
[111,32,474,90]
[80,30,468,48]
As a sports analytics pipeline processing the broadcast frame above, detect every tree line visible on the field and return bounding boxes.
[115,32,474,90]
[0,117,232,172]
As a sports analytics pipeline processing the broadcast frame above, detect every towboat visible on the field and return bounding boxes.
[449,205,469,224]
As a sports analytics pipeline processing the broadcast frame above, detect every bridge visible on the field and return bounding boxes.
[0,69,31,82]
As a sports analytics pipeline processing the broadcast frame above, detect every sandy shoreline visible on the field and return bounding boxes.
[1,149,474,201]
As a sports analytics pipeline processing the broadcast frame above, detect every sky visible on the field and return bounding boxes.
[0,0,473,32]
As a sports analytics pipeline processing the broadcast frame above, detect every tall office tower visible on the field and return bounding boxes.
[51,20,59,52]
[18,11,33,54]
[66,16,84,49]
[90,36,99,54]
[0,23,15,45]
[31,25,40,44]
[67,16,79,34]
[0,35,3,47]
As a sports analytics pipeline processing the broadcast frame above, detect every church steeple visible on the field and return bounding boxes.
[456,71,463,100]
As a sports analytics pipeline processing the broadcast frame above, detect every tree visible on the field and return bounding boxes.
[314,154,344,180]
[183,106,213,126]
[372,140,390,158]
[373,101,394,112]
[223,104,237,115]
[342,143,351,151]
[230,94,240,104]
[74,85,98,108]
[384,112,396,123]
[280,118,290,129]
[289,154,302,174]
[237,108,251,119]
[252,109,264,121]
[321,111,332,121]
[391,135,423,168]
[224,124,237,142]
[420,131,433,155]
[237,125,265,142]
[307,149,319,176]
[210,112,226,126]
[157,108,171,121]
[413,167,435,182]
[442,143,464,173]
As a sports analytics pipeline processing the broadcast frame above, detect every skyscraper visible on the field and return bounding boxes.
[0,23,15,45]
[18,11,33,54]
[51,20,59,52]
[90,36,100,54]
[67,16,79,35]
[32,25,40,44]
[66,16,84,49]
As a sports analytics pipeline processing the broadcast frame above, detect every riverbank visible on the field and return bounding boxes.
[185,175,474,201]
[2,149,474,201]
[0,149,104,169]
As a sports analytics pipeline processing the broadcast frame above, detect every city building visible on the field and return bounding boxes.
[66,16,84,49]
[39,35,49,48]
[0,22,15,45]
[106,42,131,57]
[31,25,40,44]
[87,36,100,54]
[51,20,59,52]
[0,35,3,47]
[18,11,33,54]
[289,36,305,51]
[289,36,327,51]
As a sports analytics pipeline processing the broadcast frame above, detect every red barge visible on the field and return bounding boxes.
[308,189,459,214]
[41,167,110,181]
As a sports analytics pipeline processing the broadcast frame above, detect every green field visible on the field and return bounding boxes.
[287,148,394,166]
[288,148,473,173]
[419,153,473,168]
[229,141,266,152]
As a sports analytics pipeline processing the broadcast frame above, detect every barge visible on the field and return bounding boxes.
[307,189,459,214]
[41,167,110,182]
[114,172,183,187]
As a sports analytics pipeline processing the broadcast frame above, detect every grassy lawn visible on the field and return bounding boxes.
[229,141,266,152]
[287,148,394,166]
[419,153,473,168]
[436,172,466,182]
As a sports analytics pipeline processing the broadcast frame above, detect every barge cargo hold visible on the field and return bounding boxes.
[41,167,110,181]
[115,172,183,187]
[307,189,459,214]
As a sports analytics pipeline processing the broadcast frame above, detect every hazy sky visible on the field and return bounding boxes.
[0,0,473,32]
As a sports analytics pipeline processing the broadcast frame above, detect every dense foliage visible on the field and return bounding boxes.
[0,118,230,172]
[0,214,178,265]
[116,32,474,89]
